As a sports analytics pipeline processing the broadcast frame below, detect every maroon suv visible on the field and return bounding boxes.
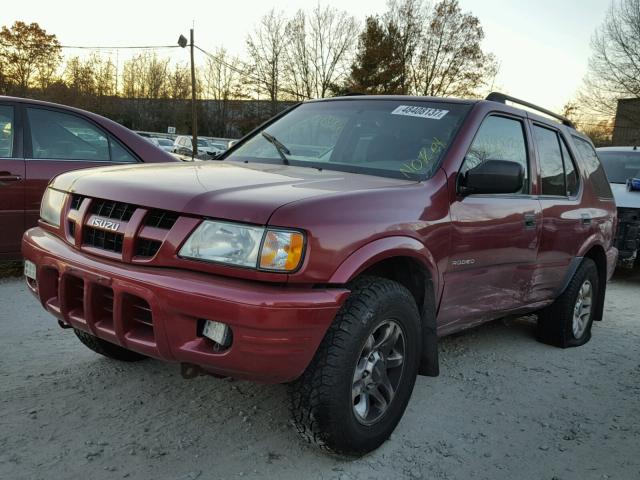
[0,96,178,260]
[22,93,617,455]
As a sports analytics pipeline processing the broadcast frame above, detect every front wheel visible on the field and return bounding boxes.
[289,276,422,456]
[537,258,599,348]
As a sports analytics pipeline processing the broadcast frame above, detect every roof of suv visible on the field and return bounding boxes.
[309,93,584,138]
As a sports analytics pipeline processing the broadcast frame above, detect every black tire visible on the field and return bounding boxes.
[289,276,422,456]
[537,258,599,348]
[74,329,148,362]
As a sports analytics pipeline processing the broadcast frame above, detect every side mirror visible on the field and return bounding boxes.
[459,159,524,195]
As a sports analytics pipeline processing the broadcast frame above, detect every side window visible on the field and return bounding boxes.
[559,138,579,196]
[462,115,529,193]
[27,108,109,161]
[572,136,614,199]
[109,137,138,163]
[533,125,566,196]
[0,105,15,158]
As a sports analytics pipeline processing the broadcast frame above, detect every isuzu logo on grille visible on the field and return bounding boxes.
[92,218,121,232]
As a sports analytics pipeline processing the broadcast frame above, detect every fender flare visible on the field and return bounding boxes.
[329,236,441,377]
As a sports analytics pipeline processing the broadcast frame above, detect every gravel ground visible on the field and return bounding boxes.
[1,271,639,480]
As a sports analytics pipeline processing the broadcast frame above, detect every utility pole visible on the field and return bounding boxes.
[189,28,197,161]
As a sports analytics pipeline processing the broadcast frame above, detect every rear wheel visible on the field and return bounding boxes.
[74,329,148,362]
[537,258,599,348]
[289,276,422,456]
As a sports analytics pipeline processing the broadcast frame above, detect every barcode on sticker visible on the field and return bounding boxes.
[391,105,449,120]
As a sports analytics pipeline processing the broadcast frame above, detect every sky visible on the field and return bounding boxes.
[0,0,612,111]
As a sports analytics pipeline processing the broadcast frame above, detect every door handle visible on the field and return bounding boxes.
[581,213,592,225]
[524,213,537,229]
[0,174,22,183]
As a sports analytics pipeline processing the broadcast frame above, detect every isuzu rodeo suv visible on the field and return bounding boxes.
[22,93,617,455]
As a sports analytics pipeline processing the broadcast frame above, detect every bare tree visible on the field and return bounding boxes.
[167,64,191,100]
[0,21,62,95]
[121,52,170,99]
[577,0,640,119]
[410,0,498,97]
[202,48,245,135]
[246,9,289,113]
[283,6,357,99]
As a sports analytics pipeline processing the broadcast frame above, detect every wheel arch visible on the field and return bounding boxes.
[329,237,440,377]
[560,242,608,322]
[582,244,608,322]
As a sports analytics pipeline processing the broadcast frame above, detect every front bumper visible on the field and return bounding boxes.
[23,228,349,383]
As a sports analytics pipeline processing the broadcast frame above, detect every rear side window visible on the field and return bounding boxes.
[534,125,565,196]
[28,108,109,161]
[560,137,579,196]
[572,136,614,199]
[462,115,529,194]
[0,105,15,158]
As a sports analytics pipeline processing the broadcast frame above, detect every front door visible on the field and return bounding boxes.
[438,114,542,334]
[0,103,25,260]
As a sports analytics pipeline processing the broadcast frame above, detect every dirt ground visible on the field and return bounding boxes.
[1,270,639,480]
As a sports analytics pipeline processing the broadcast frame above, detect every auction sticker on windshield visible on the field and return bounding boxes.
[391,105,449,120]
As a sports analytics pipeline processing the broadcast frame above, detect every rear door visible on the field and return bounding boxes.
[24,106,139,231]
[439,114,542,333]
[528,124,585,302]
[0,102,25,260]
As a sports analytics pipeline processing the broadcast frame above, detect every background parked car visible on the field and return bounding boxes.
[173,135,225,158]
[147,136,175,153]
[597,146,640,268]
[0,96,179,261]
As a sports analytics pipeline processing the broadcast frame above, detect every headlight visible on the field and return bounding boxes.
[179,220,305,271]
[40,188,67,227]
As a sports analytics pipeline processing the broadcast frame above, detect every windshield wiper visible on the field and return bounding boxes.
[261,131,290,165]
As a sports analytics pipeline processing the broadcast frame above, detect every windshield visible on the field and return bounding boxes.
[225,99,471,180]
[157,138,173,146]
[197,139,210,147]
[599,150,640,183]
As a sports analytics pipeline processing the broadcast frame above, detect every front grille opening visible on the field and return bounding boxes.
[135,238,162,258]
[145,210,178,230]
[123,294,154,342]
[91,199,135,221]
[70,195,84,210]
[68,221,76,237]
[65,275,84,318]
[92,285,114,331]
[84,226,124,253]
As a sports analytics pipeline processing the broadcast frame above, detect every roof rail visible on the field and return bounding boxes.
[485,92,576,129]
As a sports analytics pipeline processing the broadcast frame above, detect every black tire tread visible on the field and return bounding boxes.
[289,276,419,455]
[537,258,598,348]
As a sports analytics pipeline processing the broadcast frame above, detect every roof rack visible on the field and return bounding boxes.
[485,92,576,129]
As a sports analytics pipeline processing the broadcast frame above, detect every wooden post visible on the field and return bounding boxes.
[190,28,197,160]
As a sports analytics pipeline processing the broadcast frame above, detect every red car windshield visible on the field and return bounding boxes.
[226,99,471,180]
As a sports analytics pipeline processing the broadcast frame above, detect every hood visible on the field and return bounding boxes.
[610,183,640,209]
[51,161,415,224]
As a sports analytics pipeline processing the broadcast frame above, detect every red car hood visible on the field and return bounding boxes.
[51,161,415,224]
